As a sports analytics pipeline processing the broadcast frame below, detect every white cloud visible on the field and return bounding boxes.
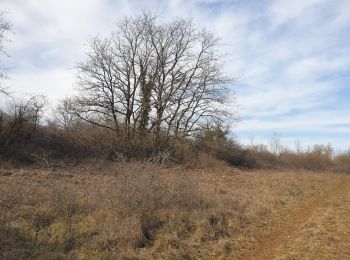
[286,56,349,82]
[269,0,327,27]
[9,68,75,101]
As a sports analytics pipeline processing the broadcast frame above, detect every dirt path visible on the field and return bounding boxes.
[239,174,350,260]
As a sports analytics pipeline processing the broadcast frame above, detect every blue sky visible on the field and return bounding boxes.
[2,0,350,151]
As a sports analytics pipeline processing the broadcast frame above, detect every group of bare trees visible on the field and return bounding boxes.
[0,11,234,160]
[67,13,232,147]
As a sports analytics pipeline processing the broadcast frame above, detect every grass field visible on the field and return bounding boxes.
[0,162,349,259]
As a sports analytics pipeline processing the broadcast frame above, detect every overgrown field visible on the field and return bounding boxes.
[0,162,349,259]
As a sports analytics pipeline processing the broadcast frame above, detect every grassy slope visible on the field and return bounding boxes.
[0,162,348,259]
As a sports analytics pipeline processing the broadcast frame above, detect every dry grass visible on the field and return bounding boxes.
[0,162,348,259]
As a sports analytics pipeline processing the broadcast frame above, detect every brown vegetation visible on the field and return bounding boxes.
[1,162,348,259]
[1,100,350,172]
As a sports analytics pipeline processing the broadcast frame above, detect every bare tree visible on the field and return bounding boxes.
[143,18,231,143]
[53,98,78,129]
[270,132,282,158]
[74,12,233,147]
[294,138,303,155]
[0,12,11,95]
[29,95,47,128]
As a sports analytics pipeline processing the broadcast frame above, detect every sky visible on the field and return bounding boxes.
[1,0,350,151]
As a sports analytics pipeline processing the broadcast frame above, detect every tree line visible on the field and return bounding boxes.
[1,11,350,171]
